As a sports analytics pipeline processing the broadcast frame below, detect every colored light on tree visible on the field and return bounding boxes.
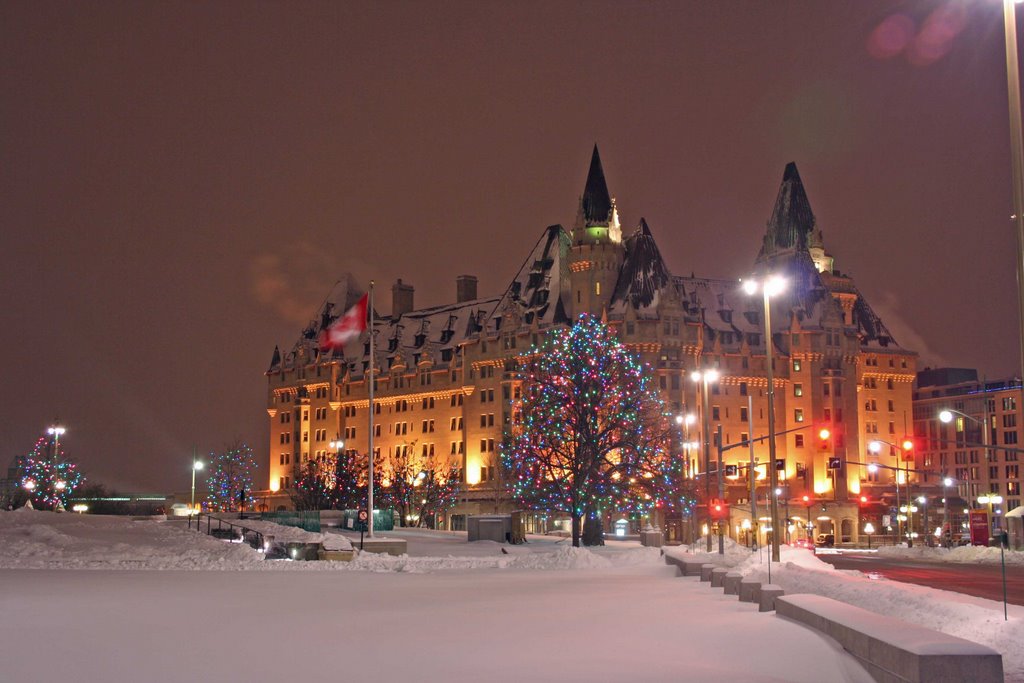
[19,435,85,510]
[502,315,672,547]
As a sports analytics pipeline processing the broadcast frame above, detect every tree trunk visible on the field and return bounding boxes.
[582,509,604,546]
[571,512,582,547]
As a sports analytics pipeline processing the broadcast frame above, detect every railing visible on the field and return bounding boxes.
[187,512,266,551]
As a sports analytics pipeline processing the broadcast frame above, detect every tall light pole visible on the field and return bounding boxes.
[47,424,66,461]
[943,476,955,547]
[939,408,987,503]
[691,368,720,552]
[675,413,696,542]
[191,448,203,513]
[868,438,914,544]
[743,275,786,562]
[1002,0,1024,384]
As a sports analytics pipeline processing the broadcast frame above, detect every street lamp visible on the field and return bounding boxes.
[942,476,955,547]
[676,413,696,543]
[47,424,66,460]
[1002,0,1024,383]
[869,438,913,545]
[191,458,204,512]
[864,521,875,549]
[329,437,345,453]
[743,275,786,562]
[938,408,985,501]
[691,369,720,552]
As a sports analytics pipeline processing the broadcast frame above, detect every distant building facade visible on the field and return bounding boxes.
[262,148,917,543]
[913,368,1023,536]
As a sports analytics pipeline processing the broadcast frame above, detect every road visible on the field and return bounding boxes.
[816,551,1024,605]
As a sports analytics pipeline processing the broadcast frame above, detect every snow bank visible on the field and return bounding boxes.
[877,543,1024,565]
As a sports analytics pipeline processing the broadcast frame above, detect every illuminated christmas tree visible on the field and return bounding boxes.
[205,441,257,511]
[19,433,85,510]
[502,315,672,547]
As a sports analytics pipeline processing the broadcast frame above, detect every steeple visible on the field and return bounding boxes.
[756,162,830,272]
[581,145,612,226]
[267,345,281,373]
[573,145,621,243]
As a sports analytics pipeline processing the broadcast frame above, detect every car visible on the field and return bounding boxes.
[791,538,814,550]
[815,533,835,548]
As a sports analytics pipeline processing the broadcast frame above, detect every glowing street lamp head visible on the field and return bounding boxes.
[764,275,786,297]
[742,279,758,295]
[47,426,66,436]
[193,460,204,471]
[691,369,719,383]
[938,410,954,424]
[943,477,954,487]
[868,440,882,454]
[867,463,879,474]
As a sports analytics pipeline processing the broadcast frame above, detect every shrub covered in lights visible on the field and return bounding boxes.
[19,435,85,510]
[205,441,257,512]
[502,315,673,547]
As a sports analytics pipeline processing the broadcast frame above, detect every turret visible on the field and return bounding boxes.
[568,145,625,317]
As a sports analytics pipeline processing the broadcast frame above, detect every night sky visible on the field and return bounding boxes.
[2,1,1021,491]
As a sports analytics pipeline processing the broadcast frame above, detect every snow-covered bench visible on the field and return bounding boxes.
[775,594,1002,683]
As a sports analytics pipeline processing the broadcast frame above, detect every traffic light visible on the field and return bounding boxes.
[708,499,730,520]
[859,495,869,504]
[775,458,786,471]
[901,437,914,462]
[827,457,842,470]
[725,464,738,477]
[818,427,831,450]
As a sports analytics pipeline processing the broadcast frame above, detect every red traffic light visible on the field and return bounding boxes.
[818,427,831,441]
[859,495,868,504]
[708,499,729,520]
[901,438,914,451]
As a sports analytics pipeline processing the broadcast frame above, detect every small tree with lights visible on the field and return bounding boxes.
[291,452,338,511]
[205,441,257,512]
[502,315,672,547]
[18,432,85,511]
[332,449,385,511]
[378,439,461,527]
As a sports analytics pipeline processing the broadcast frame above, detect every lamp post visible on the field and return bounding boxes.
[46,424,66,461]
[868,438,913,545]
[864,521,875,549]
[691,369,720,552]
[675,413,696,543]
[802,494,813,542]
[939,408,986,503]
[1002,0,1024,384]
[744,275,786,562]
[942,476,955,547]
[191,453,204,513]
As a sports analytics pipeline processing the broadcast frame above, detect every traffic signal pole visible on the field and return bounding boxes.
[717,425,725,555]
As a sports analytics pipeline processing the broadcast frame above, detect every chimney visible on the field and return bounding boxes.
[456,275,478,303]
[392,279,414,317]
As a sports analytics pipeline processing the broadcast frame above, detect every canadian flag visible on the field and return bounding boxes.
[319,294,368,350]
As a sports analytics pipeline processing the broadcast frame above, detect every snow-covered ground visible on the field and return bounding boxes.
[0,510,877,682]
[667,538,1024,681]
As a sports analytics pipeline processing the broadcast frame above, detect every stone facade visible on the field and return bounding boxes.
[261,147,917,542]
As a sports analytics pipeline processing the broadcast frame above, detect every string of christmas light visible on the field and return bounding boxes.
[205,442,257,511]
[19,435,85,510]
[501,315,673,545]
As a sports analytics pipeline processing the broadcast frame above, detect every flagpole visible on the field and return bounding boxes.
[367,280,375,538]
